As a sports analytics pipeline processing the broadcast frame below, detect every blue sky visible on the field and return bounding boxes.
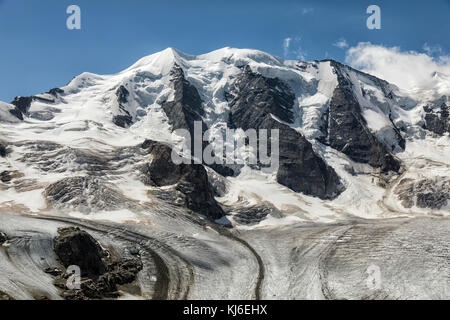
[0,0,448,102]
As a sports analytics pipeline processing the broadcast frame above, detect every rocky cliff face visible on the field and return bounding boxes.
[227,65,344,199]
[0,47,448,225]
[322,61,402,173]
[51,227,143,300]
[112,85,133,128]
[140,139,225,220]
[423,104,449,135]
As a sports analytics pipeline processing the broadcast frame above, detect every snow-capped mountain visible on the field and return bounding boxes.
[1,47,449,301]
[1,47,448,224]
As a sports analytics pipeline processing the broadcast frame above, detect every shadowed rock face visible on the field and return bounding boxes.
[141,139,225,220]
[423,104,449,135]
[322,61,401,173]
[11,96,33,117]
[226,65,295,125]
[0,232,7,245]
[52,227,143,300]
[162,64,205,134]
[10,94,57,120]
[160,64,235,177]
[227,66,344,200]
[112,85,133,128]
[54,227,108,276]
[0,171,13,183]
[0,142,6,157]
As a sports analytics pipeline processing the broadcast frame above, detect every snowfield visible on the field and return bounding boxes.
[0,47,449,300]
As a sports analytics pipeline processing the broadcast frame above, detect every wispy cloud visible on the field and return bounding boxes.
[283,36,307,60]
[423,43,444,57]
[333,38,349,49]
[345,42,450,93]
[301,7,314,15]
[283,37,292,58]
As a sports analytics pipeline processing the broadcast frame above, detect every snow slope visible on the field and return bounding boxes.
[0,47,449,227]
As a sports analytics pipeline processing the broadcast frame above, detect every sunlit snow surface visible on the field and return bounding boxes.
[0,48,449,300]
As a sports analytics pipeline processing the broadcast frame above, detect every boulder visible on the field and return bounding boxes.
[53,227,108,276]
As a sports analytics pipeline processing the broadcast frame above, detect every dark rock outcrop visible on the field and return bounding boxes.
[227,65,295,125]
[395,177,450,210]
[47,88,65,96]
[141,139,225,219]
[162,64,205,133]
[233,204,283,226]
[112,114,133,128]
[116,85,129,104]
[0,142,7,157]
[0,171,12,183]
[322,61,401,173]
[11,96,33,115]
[113,85,133,128]
[8,107,24,120]
[9,93,58,120]
[227,66,344,199]
[0,232,8,245]
[160,64,234,177]
[51,227,143,300]
[54,227,108,276]
[423,104,449,135]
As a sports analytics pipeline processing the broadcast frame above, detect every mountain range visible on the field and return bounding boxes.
[0,47,449,300]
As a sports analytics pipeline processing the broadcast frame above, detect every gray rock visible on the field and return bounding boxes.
[11,96,33,116]
[321,61,402,173]
[113,85,134,128]
[54,227,108,276]
[395,177,450,210]
[109,85,133,128]
[423,104,449,135]
[161,64,205,133]
[0,232,7,245]
[140,139,225,220]
[52,227,143,300]
[47,88,64,96]
[160,64,235,177]
[227,65,344,199]
[112,114,133,128]
[0,171,12,183]
[0,142,7,157]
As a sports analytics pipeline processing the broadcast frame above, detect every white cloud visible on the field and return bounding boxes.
[345,42,450,94]
[302,8,314,15]
[333,38,349,49]
[423,43,443,57]
[283,37,307,60]
[283,37,292,58]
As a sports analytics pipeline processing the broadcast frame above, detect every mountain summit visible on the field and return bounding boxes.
[0,47,449,223]
[0,47,449,301]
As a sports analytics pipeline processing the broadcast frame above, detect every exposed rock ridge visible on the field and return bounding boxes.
[323,61,401,173]
[227,65,344,200]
